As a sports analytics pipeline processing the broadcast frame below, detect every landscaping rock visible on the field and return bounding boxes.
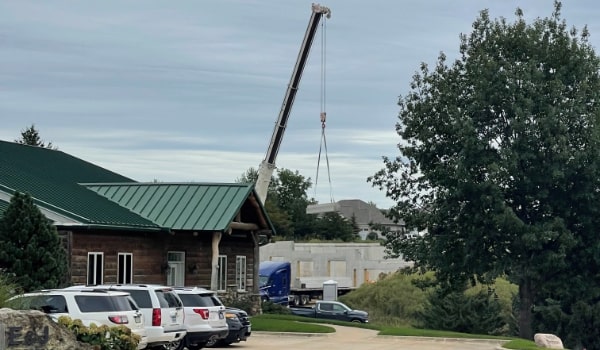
[0,308,93,349]
[534,333,564,349]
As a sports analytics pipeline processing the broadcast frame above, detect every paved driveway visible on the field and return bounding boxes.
[214,325,506,350]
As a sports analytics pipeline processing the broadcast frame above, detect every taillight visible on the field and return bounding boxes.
[108,315,129,324]
[152,308,161,326]
[193,308,210,320]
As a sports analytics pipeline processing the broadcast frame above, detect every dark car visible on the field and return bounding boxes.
[208,307,251,347]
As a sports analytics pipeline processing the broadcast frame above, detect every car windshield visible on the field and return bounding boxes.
[75,295,134,312]
[178,293,223,307]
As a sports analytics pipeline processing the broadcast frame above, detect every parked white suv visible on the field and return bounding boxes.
[83,285,187,350]
[172,287,229,350]
[9,289,148,349]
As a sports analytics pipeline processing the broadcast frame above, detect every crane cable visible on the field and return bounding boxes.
[314,17,335,203]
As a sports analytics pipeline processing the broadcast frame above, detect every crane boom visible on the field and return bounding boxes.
[255,3,331,204]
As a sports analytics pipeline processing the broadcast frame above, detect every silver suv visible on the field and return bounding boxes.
[71,284,186,350]
[9,289,148,349]
[172,287,228,350]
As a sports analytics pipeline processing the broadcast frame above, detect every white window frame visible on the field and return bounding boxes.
[87,252,104,285]
[235,255,247,292]
[117,253,133,284]
[167,251,185,287]
[217,255,227,292]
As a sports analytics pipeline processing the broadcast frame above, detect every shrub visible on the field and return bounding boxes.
[417,289,505,335]
[339,270,431,326]
[219,293,255,315]
[0,272,20,308]
[57,316,140,350]
[261,301,291,315]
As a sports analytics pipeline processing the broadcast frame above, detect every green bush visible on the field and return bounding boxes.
[57,316,140,350]
[261,301,291,315]
[417,289,505,335]
[339,270,517,333]
[0,272,20,308]
[339,270,431,326]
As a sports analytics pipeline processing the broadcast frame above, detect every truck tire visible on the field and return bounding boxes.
[300,295,310,305]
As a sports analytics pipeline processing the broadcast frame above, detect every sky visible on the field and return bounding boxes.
[2,1,600,209]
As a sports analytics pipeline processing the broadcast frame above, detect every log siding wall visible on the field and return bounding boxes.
[59,229,256,292]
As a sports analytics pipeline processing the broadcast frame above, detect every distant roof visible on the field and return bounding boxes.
[307,199,403,226]
[85,182,271,232]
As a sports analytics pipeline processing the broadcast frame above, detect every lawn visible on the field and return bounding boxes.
[251,314,548,350]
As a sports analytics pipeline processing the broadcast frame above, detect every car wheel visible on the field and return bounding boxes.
[164,339,184,350]
[350,319,362,323]
[205,335,219,347]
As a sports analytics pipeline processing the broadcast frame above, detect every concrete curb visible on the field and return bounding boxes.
[377,335,509,344]
[252,331,332,337]
[253,331,510,345]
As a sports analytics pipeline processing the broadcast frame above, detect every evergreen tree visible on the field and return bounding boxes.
[0,192,67,291]
[15,124,56,149]
[350,213,361,238]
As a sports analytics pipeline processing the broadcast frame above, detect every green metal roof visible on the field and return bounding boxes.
[84,183,267,232]
[1,140,274,234]
[0,140,158,229]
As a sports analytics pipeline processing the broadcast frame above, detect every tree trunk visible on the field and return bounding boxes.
[518,277,534,340]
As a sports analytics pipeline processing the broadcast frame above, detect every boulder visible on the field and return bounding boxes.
[0,308,94,350]
[534,333,564,349]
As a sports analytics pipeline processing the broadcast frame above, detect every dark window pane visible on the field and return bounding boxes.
[126,255,132,283]
[76,295,133,312]
[121,290,152,308]
[156,290,182,308]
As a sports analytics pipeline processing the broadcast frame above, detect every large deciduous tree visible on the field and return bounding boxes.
[0,192,68,291]
[369,2,600,342]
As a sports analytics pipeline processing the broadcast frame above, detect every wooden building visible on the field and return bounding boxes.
[0,140,274,297]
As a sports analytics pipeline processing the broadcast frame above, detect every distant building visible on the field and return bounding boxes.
[306,199,404,239]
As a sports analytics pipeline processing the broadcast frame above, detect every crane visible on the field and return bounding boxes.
[254,3,331,204]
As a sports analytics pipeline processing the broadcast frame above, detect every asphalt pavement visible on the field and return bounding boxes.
[212,325,508,350]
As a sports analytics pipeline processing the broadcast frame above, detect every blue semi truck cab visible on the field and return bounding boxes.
[259,261,291,305]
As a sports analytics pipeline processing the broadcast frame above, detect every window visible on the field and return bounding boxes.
[87,252,103,285]
[156,290,183,308]
[217,255,227,291]
[236,255,247,291]
[24,295,68,314]
[117,253,133,284]
[75,295,133,312]
[166,251,185,287]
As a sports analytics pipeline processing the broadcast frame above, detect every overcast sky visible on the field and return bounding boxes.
[2,1,600,208]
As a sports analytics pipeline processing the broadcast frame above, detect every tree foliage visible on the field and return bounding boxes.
[0,192,67,291]
[15,124,56,149]
[369,2,600,344]
[237,167,356,241]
